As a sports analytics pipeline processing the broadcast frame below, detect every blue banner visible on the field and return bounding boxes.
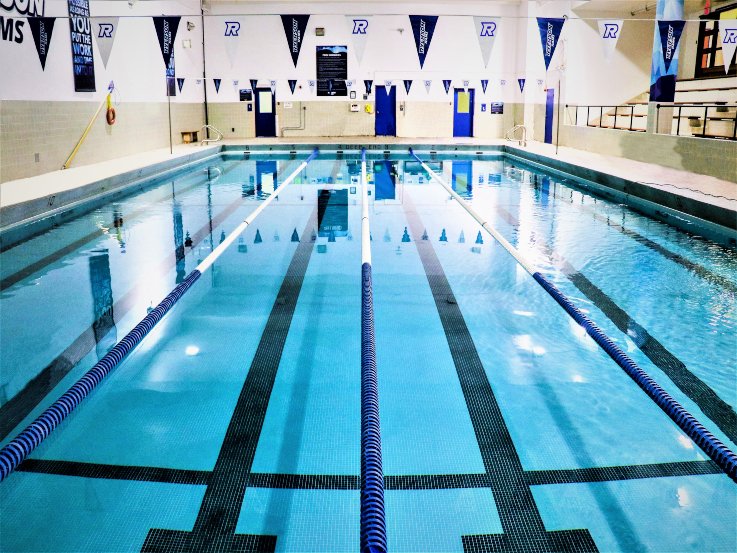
[443,79,451,94]
[214,78,221,93]
[280,15,310,67]
[649,0,684,103]
[409,15,438,69]
[364,80,373,94]
[481,79,488,94]
[288,79,297,94]
[536,17,565,70]
[658,20,685,73]
[177,78,185,93]
[28,17,55,70]
[518,78,525,92]
[404,79,412,94]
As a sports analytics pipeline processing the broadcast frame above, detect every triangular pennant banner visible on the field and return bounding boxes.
[289,79,297,93]
[597,19,623,65]
[443,79,451,94]
[153,16,181,69]
[384,80,392,90]
[270,80,277,94]
[424,80,432,94]
[346,79,354,88]
[280,15,310,67]
[536,17,565,70]
[28,17,55,71]
[346,15,371,65]
[721,19,737,74]
[409,15,438,69]
[463,80,470,92]
[473,16,500,68]
[250,79,258,92]
[481,79,488,93]
[518,78,525,92]
[404,80,412,94]
[658,20,686,73]
[365,80,373,94]
[308,80,315,94]
[223,17,245,69]
[214,79,221,93]
[177,78,185,92]
[93,17,119,69]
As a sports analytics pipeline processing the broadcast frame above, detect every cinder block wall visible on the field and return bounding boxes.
[0,101,205,183]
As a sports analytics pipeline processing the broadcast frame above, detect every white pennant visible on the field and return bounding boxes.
[308,80,315,94]
[346,16,372,66]
[93,17,120,69]
[472,17,499,69]
[597,19,624,65]
[463,80,470,92]
[424,80,432,94]
[384,80,392,90]
[223,17,245,69]
[720,19,737,74]
[346,79,354,89]
[270,80,277,94]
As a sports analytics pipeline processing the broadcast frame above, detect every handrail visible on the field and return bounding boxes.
[657,103,736,140]
[0,148,319,484]
[200,125,223,146]
[408,147,737,485]
[505,125,527,147]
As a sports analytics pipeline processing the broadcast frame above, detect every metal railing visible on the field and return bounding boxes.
[505,125,527,147]
[566,104,648,132]
[658,103,737,140]
[200,125,223,146]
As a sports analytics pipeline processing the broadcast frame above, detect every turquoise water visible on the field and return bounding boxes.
[0,154,735,552]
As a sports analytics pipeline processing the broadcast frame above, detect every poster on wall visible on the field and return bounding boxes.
[281,14,309,67]
[345,15,371,65]
[316,45,347,96]
[409,15,438,69]
[27,17,55,69]
[92,17,119,69]
[67,0,95,91]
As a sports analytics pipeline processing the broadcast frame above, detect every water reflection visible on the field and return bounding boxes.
[89,251,116,360]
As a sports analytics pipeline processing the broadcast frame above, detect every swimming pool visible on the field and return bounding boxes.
[1,148,735,552]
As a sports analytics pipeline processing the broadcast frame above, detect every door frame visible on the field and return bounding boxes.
[254,87,276,137]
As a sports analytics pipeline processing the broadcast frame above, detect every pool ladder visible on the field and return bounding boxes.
[505,125,527,147]
[200,125,223,146]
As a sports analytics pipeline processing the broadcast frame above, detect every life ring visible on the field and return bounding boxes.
[106,107,116,125]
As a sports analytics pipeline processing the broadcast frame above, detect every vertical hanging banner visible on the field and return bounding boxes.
[403,80,412,94]
[92,17,119,69]
[280,15,309,67]
[213,79,221,93]
[443,79,451,94]
[364,79,373,94]
[537,17,565,71]
[166,51,175,96]
[658,20,686,73]
[346,15,371,65]
[288,79,297,93]
[649,0,684,102]
[409,15,438,69]
[153,16,180,70]
[518,78,525,92]
[177,78,185,93]
[28,17,55,70]
[721,19,737,73]
[481,79,488,93]
[67,0,95,91]
[597,19,623,65]
[424,80,432,94]
[473,16,500,68]
[222,17,245,69]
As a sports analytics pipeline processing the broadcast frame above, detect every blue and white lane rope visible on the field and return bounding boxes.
[0,148,319,484]
[408,148,737,484]
[360,148,388,553]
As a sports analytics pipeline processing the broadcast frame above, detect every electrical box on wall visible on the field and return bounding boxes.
[315,28,325,36]
[350,104,360,112]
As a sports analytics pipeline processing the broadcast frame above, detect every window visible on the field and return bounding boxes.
[695,14,737,78]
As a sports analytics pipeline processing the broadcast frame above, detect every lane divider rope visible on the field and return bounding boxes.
[360,149,388,553]
[0,149,319,484]
[408,148,737,484]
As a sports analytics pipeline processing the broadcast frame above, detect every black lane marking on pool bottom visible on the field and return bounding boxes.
[140,204,319,553]
[401,194,598,553]
[16,459,722,488]
[0,168,251,442]
[491,202,737,446]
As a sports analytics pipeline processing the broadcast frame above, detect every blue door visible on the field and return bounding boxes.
[453,89,474,137]
[255,88,276,137]
[375,86,396,136]
[544,88,555,144]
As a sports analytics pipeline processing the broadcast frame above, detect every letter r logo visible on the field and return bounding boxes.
[724,29,737,44]
[353,19,368,34]
[480,22,496,37]
[603,23,619,39]
[98,24,113,38]
[225,22,240,36]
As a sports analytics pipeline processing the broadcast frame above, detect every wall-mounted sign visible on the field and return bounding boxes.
[239,89,252,101]
[316,45,347,96]
[67,0,95,91]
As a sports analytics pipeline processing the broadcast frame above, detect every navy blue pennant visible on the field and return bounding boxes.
[404,80,412,94]
[177,78,185,93]
[28,17,56,71]
[280,15,310,67]
[250,79,258,91]
[214,79,221,93]
[153,16,180,69]
[409,15,438,69]
[481,79,488,94]
[364,80,373,94]
[658,20,686,73]
[288,79,297,94]
[443,80,451,94]
[537,17,565,70]
[518,78,525,92]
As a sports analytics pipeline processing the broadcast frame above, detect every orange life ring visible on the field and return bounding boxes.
[106,107,116,125]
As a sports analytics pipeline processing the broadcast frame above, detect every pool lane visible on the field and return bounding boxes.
[0,159,301,441]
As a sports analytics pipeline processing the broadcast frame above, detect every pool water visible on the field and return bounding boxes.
[0,152,735,552]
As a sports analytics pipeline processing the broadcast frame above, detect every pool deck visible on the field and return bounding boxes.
[1,136,734,224]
